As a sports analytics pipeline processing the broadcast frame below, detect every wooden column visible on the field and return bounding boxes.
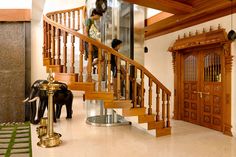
[63,32,67,73]
[79,39,84,82]
[148,78,153,114]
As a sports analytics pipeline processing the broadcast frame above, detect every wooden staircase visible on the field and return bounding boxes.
[42,6,171,137]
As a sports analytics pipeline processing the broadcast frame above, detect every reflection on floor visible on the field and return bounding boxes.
[31,92,236,157]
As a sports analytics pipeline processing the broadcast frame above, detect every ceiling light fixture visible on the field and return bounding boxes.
[228,0,236,41]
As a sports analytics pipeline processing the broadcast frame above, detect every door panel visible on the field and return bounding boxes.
[181,48,223,131]
[182,54,199,124]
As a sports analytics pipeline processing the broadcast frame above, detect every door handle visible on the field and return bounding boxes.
[193,91,203,98]
[202,92,210,95]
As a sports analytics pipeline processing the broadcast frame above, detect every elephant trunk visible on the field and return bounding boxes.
[22,97,29,103]
[28,96,39,102]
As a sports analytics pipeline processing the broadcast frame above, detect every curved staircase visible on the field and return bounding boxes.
[42,7,171,137]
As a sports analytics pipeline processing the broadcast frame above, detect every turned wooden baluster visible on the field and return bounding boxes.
[47,24,51,61]
[79,39,84,82]
[162,90,166,127]
[148,78,153,114]
[125,62,130,100]
[43,21,47,58]
[63,32,68,73]
[140,71,144,108]
[97,48,102,91]
[59,13,62,24]
[77,10,80,30]
[132,67,137,107]
[116,57,121,99]
[167,94,170,127]
[72,11,75,30]
[70,35,75,73]
[87,43,93,82]
[68,12,71,28]
[156,85,160,121]
[51,26,56,65]
[55,14,58,23]
[107,52,111,92]
[56,28,61,65]
[64,13,66,26]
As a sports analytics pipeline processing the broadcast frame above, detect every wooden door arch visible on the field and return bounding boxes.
[169,27,233,136]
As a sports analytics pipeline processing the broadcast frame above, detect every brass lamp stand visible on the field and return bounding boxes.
[37,70,62,148]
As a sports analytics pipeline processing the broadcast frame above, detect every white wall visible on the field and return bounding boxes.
[145,14,236,135]
[31,0,85,82]
[0,0,32,9]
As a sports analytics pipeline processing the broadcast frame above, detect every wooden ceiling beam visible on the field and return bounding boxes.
[123,0,194,14]
[145,12,173,26]
[145,1,236,39]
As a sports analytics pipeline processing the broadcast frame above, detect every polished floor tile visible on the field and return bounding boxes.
[31,93,236,157]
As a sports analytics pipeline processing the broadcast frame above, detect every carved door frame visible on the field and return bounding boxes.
[169,28,233,136]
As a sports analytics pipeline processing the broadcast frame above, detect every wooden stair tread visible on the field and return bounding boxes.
[104,100,132,109]
[85,91,113,101]
[122,107,146,117]
[138,114,155,123]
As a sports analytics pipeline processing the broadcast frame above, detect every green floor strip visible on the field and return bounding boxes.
[0,122,32,157]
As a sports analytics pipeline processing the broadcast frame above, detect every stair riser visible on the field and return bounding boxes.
[156,127,171,137]
[122,108,146,117]
[138,115,155,123]
[148,121,164,130]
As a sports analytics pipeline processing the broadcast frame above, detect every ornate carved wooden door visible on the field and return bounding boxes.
[182,48,223,131]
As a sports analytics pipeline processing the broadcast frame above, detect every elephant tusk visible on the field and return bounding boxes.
[28,97,39,102]
[22,97,29,103]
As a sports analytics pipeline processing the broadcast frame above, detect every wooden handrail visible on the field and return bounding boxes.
[43,7,171,130]
[43,14,171,95]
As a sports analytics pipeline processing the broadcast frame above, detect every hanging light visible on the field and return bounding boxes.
[228,0,236,41]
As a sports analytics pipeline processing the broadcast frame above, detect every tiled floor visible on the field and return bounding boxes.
[31,93,236,157]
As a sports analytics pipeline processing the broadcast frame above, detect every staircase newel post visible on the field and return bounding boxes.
[97,48,102,91]
[107,52,111,92]
[79,39,84,82]
[148,78,153,115]
[156,85,160,121]
[125,62,130,100]
[63,31,68,73]
[87,43,93,82]
[167,94,170,127]
[162,90,166,127]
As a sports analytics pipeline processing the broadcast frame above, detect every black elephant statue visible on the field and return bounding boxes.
[24,80,73,124]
